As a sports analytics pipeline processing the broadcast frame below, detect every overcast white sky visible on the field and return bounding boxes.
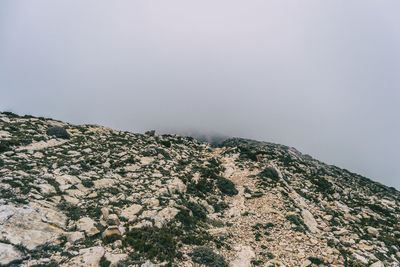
[1,1,399,189]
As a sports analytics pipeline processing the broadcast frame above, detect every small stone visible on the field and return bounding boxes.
[102,226,121,238]
[66,232,85,243]
[88,192,98,198]
[105,214,119,226]
[112,240,123,249]
[76,217,99,236]
[367,226,379,236]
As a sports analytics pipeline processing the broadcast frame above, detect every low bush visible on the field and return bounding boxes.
[46,126,70,139]
[187,202,207,220]
[123,226,178,262]
[191,247,228,267]
[99,256,111,267]
[258,167,280,181]
[216,178,238,196]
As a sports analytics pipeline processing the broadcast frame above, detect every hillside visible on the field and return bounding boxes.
[0,112,399,267]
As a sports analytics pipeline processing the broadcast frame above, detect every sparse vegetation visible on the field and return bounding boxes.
[46,126,70,139]
[216,177,238,196]
[190,246,228,267]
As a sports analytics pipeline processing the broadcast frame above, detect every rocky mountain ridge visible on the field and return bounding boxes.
[0,112,399,267]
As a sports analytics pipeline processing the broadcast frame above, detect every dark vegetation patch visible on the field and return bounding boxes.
[216,178,238,196]
[122,226,179,262]
[286,214,309,233]
[258,167,280,181]
[238,146,258,161]
[99,256,111,267]
[308,257,326,265]
[46,126,70,139]
[102,234,121,245]
[307,175,334,196]
[190,246,228,267]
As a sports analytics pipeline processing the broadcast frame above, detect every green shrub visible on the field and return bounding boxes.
[186,202,207,220]
[238,146,258,161]
[46,126,70,139]
[176,209,197,227]
[122,226,177,262]
[211,201,229,212]
[0,141,11,153]
[191,247,228,267]
[99,256,111,267]
[308,257,325,265]
[187,178,215,197]
[216,178,238,196]
[286,214,308,232]
[259,167,280,181]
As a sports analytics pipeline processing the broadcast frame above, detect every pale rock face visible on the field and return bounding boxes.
[66,232,85,243]
[167,178,186,194]
[17,139,67,152]
[105,214,120,226]
[55,175,81,191]
[102,226,121,237]
[105,252,128,266]
[38,183,56,194]
[120,204,142,220]
[152,207,179,228]
[76,217,99,236]
[353,253,369,264]
[301,209,320,233]
[64,246,104,267]
[230,245,255,267]
[367,226,379,236]
[93,178,115,188]
[370,261,385,267]
[0,130,11,137]
[125,164,139,172]
[140,157,154,165]
[0,242,24,265]
[0,205,66,251]
[335,201,351,213]
[63,195,80,205]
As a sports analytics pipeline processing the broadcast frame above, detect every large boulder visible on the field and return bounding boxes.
[76,217,99,236]
[64,246,104,267]
[0,205,66,251]
[120,204,142,220]
[0,242,24,265]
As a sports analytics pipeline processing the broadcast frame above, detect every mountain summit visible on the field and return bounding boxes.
[0,112,399,267]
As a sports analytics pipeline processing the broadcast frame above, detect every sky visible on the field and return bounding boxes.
[0,1,399,189]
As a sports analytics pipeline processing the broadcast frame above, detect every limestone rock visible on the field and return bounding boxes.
[66,231,85,243]
[120,204,142,220]
[105,252,128,266]
[76,217,99,236]
[102,226,121,237]
[0,205,65,251]
[301,209,320,233]
[370,261,384,267]
[65,246,104,267]
[0,243,24,265]
[230,246,255,267]
[167,178,186,194]
[367,226,379,236]
[105,214,120,226]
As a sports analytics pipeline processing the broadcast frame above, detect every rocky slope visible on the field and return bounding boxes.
[0,111,399,267]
